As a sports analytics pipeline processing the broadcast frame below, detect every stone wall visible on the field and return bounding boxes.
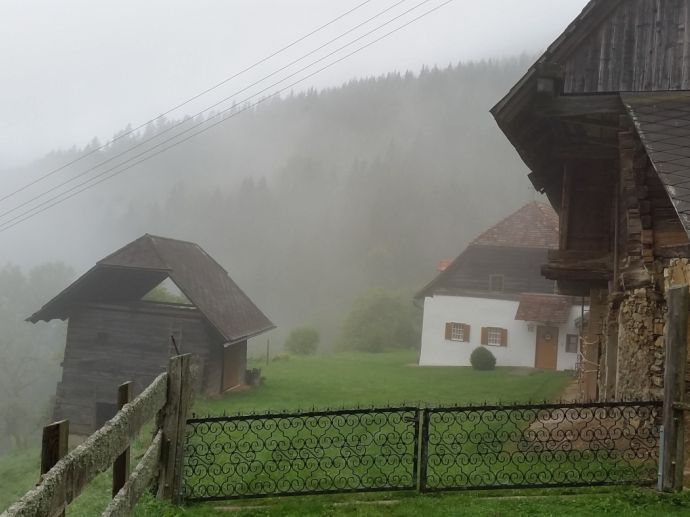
[614,286,665,400]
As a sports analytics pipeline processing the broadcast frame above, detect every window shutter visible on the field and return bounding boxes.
[445,323,452,340]
[463,324,471,342]
[501,328,508,347]
[481,327,488,345]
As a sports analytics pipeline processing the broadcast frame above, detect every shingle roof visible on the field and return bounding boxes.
[28,234,275,343]
[470,202,559,249]
[515,293,574,324]
[623,91,690,234]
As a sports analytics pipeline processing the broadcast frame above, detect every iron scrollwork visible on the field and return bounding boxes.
[183,407,419,501]
[421,401,662,491]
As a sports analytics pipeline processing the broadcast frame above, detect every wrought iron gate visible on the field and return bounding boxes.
[183,406,419,501]
[183,400,662,501]
[420,401,662,492]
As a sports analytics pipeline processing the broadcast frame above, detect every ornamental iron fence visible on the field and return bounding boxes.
[183,406,419,501]
[182,400,662,501]
[420,401,662,492]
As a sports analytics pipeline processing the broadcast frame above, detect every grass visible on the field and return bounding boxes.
[134,486,690,516]
[195,350,572,416]
[3,350,686,515]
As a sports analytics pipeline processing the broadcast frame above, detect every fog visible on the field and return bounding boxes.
[0,1,588,452]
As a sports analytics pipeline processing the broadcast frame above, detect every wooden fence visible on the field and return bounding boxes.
[1,354,196,517]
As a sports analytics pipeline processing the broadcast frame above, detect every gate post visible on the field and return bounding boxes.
[418,408,430,493]
[661,284,688,492]
[158,354,195,503]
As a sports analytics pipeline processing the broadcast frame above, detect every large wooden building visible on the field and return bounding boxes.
[29,234,274,434]
[492,0,690,400]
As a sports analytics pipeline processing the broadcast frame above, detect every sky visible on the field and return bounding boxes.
[0,0,590,169]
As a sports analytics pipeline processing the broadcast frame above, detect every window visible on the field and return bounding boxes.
[445,322,470,342]
[481,327,508,347]
[566,334,579,354]
[489,274,504,292]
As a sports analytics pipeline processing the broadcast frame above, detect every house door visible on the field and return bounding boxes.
[222,341,247,392]
[535,326,558,370]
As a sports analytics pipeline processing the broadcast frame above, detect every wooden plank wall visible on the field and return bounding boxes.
[54,303,216,434]
[564,0,690,93]
[443,246,555,295]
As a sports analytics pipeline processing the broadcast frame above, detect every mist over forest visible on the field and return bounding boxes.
[0,56,538,450]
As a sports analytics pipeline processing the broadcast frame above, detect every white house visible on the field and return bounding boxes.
[416,202,581,371]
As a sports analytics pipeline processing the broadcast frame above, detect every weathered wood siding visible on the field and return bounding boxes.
[564,0,690,93]
[54,303,220,434]
[440,246,555,295]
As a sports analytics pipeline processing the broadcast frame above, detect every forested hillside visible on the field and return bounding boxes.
[4,56,538,351]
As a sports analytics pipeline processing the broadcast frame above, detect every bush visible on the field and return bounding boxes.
[338,290,421,353]
[470,346,496,371]
[284,327,319,355]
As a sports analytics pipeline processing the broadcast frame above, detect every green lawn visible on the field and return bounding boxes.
[3,351,686,516]
[194,350,572,416]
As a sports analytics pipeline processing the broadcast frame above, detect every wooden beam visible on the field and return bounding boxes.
[113,381,133,498]
[40,420,68,517]
[536,94,623,118]
[655,244,690,259]
[103,431,163,517]
[3,373,168,517]
[661,284,689,492]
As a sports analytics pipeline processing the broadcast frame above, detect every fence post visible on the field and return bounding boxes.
[41,419,68,517]
[158,354,194,503]
[661,284,689,492]
[112,381,133,497]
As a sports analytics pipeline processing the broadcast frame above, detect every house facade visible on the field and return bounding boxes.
[28,234,274,434]
[492,0,690,401]
[416,202,580,371]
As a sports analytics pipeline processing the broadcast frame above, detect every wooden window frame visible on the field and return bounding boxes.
[481,327,508,347]
[566,334,579,354]
[489,274,505,292]
[445,322,471,343]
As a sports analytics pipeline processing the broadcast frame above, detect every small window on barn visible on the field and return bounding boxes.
[566,334,579,354]
[489,274,504,292]
[445,322,470,342]
[481,327,508,347]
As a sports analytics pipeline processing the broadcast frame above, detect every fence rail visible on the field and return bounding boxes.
[1,354,195,517]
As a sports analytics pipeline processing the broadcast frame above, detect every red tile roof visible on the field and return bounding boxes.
[471,202,559,249]
[515,293,574,324]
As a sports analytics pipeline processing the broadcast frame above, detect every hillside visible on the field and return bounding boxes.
[18,56,538,348]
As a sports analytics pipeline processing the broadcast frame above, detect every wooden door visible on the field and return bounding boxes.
[222,341,247,392]
[535,326,558,370]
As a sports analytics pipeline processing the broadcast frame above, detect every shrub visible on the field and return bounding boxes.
[338,290,421,353]
[284,327,319,355]
[470,346,496,371]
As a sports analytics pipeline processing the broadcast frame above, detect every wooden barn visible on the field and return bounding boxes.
[492,0,690,400]
[28,234,274,434]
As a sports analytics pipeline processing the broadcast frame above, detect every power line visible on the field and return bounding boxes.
[0,0,375,205]
[0,0,428,222]
[0,0,455,235]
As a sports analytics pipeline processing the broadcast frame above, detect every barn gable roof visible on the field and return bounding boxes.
[415,203,558,300]
[28,234,274,344]
[492,0,620,120]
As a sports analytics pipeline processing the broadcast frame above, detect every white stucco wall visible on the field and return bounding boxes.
[419,295,580,371]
